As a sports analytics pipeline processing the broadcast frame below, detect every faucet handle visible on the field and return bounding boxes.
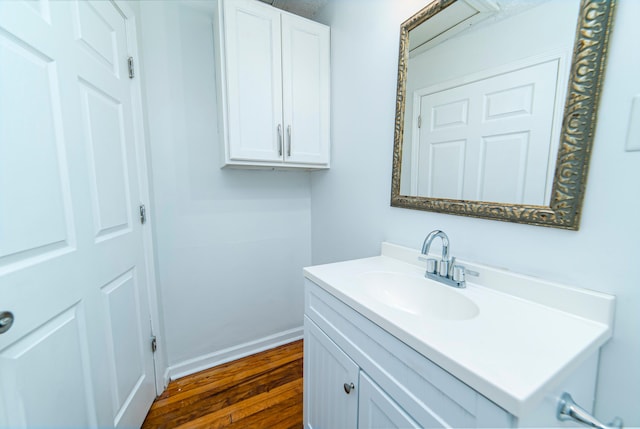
[452,265,480,283]
[418,255,439,274]
[465,268,480,277]
[452,265,466,282]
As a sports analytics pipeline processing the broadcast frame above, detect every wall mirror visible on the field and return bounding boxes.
[390,0,615,230]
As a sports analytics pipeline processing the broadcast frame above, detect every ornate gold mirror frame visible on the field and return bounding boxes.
[390,0,615,230]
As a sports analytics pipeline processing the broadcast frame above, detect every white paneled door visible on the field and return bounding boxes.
[0,1,156,427]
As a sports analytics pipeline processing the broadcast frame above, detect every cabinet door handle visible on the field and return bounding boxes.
[277,124,283,156]
[343,382,355,394]
[287,125,292,157]
[0,311,14,334]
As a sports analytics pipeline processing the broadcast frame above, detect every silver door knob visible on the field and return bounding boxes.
[0,311,14,334]
[343,382,355,394]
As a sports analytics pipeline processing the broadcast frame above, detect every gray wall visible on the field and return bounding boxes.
[138,1,310,373]
[313,0,640,424]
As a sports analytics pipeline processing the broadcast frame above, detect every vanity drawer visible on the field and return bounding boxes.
[305,279,512,428]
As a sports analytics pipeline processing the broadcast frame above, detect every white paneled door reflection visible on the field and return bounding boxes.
[412,58,561,205]
[0,1,155,427]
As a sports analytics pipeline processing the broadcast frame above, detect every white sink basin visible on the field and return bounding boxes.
[357,271,479,320]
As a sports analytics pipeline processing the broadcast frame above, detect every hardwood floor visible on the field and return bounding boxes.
[142,340,303,429]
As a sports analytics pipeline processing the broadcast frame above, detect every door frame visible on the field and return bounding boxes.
[114,0,166,396]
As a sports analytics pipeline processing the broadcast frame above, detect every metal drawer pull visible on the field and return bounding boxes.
[287,125,291,157]
[277,124,283,156]
[0,311,14,334]
[343,382,355,394]
[557,392,623,429]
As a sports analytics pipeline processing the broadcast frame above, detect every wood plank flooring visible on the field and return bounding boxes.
[142,340,303,429]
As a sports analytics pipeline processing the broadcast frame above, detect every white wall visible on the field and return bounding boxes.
[314,0,640,425]
[137,1,310,376]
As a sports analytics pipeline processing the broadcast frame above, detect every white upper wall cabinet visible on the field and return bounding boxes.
[214,0,330,169]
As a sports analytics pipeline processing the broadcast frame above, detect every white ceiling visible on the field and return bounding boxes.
[259,0,328,18]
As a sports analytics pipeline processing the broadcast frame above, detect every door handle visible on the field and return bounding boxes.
[343,382,355,394]
[287,125,292,157]
[0,311,14,334]
[277,124,283,156]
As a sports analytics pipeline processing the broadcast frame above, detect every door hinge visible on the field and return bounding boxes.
[418,115,422,129]
[139,204,146,224]
[151,335,157,353]
[128,56,135,79]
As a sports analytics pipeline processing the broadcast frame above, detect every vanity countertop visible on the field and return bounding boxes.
[303,242,614,417]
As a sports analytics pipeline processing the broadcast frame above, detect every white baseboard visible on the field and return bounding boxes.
[162,367,171,393]
[166,326,304,381]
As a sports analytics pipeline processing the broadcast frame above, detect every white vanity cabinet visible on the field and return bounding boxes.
[213,0,330,169]
[305,317,421,429]
[303,243,615,428]
[304,279,514,429]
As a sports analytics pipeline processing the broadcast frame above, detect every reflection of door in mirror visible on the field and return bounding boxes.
[399,0,579,205]
[411,57,561,205]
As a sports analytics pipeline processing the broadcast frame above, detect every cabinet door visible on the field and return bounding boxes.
[281,14,330,166]
[223,0,283,162]
[304,317,358,429]
[358,372,423,429]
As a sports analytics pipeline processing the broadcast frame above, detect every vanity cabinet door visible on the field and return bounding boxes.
[358,372,425,429]
[304,317,358,429]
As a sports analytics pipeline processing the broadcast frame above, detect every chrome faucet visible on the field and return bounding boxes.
[421,230,474,288]
[421,230,452,277]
